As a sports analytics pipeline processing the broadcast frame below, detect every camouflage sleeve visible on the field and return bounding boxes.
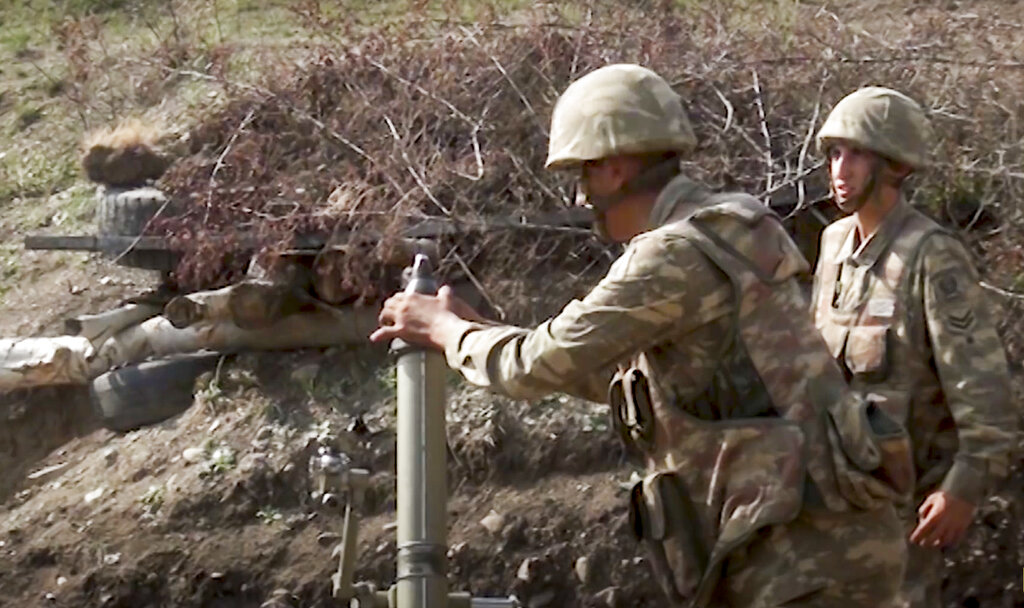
[443,230,735,402]
[920,233,1017,504]
[810,240,826,314]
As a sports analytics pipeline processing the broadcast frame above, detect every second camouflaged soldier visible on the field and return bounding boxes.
[812,87,1018,608]
[374,65,911,607]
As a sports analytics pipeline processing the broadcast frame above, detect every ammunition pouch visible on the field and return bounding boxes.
[613,367,807,607]
[609,368,656,457]
[628,472,707,605]
[827,393,915,507]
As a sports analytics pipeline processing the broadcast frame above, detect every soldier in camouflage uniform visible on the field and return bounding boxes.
[812,87,1018,608]
[373,65,909,607]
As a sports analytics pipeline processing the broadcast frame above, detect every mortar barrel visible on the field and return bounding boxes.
[393,254,448,608]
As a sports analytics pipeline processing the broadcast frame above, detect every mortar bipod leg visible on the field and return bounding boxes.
[331,468,370,601]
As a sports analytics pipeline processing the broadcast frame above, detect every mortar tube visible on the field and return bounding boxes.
[392,254,448,608]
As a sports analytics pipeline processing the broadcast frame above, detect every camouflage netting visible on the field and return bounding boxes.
[152,2,1024,328]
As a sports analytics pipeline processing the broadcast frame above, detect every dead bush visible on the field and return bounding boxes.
[144,2,1024,324]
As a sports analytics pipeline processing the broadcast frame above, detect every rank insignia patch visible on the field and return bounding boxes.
[934,269,966,303]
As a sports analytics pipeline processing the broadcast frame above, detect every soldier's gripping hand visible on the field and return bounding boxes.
[909,490,976,548]
[370,285,480,349]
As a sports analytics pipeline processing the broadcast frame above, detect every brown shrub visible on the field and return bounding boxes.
[153,2,1024,323]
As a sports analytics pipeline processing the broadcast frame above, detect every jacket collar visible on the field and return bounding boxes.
[835,199,914,268]
[647,175,714,230]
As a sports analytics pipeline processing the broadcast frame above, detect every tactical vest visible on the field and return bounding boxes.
[615,189,912,607]
[814,207,948,490]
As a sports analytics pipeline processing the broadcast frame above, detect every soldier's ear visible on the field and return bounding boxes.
[882,159,913,186]
[605,155,647,191]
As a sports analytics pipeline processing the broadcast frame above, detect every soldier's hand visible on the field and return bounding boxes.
[370,288,474,350]
[909,490,975,548]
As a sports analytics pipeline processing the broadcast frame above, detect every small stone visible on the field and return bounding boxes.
[84,487,106,504]
[316,532,340,547]
[255,426,274,441]
[447,542,467,558]
[210,571,224,579]
[44,592,56,601]
[56,576,67,586]
[182,447,205,463]
[573,556,590,584]
[594,586,621,607]
[517,557,540,582]
[480,509,505,535]
[102,448,118,467]
[27,462,68,480]
[102,553,120,565]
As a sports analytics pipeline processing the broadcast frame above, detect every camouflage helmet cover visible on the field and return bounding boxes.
[816,86,931,169]
[545,64,697,170]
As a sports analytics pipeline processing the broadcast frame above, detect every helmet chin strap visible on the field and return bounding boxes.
[579,157,681,240]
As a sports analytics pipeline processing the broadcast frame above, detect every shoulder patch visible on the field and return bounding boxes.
[933,268,966,303]
[944,309,976,332]
[930,268,977,332]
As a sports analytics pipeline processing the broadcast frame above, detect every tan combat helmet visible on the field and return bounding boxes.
[816,86,931,170]
[545,64,697,170]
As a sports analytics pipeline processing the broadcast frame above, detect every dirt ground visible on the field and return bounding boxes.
[0,295,658,607]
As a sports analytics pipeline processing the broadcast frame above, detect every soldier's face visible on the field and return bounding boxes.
[827,142,877,213]
[578,158,646,242]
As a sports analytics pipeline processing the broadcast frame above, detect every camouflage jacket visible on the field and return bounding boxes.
[444,176,911,605]
[812,200,1017,504]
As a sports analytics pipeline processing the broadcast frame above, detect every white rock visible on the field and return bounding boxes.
[517,557,540,582]
[573,556,589,584]
[56,576,67,586]
[102,448,118,467]
[27,463,67,480]
[83,487,105,504]
[479,509,505,534]
[102,552,120,565]
[182,447,205,463]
